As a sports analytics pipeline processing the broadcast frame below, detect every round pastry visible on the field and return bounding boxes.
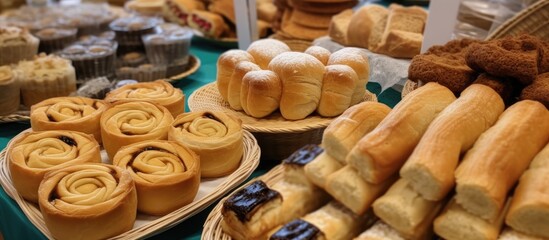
[0,26,39,66]
[8,130,101,203]
[113,140,200,215]
[30,97,108,143]
[105,80,184,117]
[216,50,255,102]
[58,44,117,84]
[38,163,137,240]
[317,64,357,117]
[0,66,20,116]
[304,46,331,65]
[328,48,370,105]
[100,101,174,160]
[246,39,291,69]
[34,28,78,54]
[169,111,243,178]
[240,70,282,118]
[227,61,261,111]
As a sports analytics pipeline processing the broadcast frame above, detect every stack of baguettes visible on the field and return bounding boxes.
[273,0,358,41]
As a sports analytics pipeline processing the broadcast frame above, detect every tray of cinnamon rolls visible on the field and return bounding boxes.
[0,79,261,240]
[203,81,549,240]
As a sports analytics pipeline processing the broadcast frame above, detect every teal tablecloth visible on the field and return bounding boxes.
[0,40,402,240]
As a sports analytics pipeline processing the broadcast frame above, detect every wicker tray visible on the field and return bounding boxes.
[486,0,549,40]
[188,82,377,160]
[202,165,284,240]
[0,130,261,240]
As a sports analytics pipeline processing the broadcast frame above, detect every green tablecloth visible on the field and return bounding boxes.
[0,40,402,240]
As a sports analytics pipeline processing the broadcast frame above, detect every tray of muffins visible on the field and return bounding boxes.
[0,79,262,239]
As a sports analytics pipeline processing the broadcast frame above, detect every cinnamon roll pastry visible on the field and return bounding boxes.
[113,140,200,215]
[169,111,243,178]
[8,130,101,203]
[38,163,137,240]
[100,101,174,160]
[105,80,185,117]
[30,97,108,144]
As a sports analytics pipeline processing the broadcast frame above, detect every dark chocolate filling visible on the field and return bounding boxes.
[223,180,281,222]
[282,144,324,166]
[58,136,77,146]
[270,219,322,240]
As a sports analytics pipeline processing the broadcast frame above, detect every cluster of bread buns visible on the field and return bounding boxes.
[163,0,276,39]
[409,34,549,108]
[216,39,371,120]
[329,3,428,59]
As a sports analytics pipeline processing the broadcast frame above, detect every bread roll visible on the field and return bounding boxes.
[455,100,549,220]
[304,46,331,65]
[400,84,505,201]
[38,163,137,240]
[347,5,389,49]
[247,39,290,69]
[227,61,261,111]
[347,82,456,184]
[0,66,19,116]
[216,50,255,101]
[113,140,200,215]
[375,30,423,59]
[328,9,353,45]
[317,64,358,117]
[354,221,406,240]
[269,52,325,120]
[322,101,391,164]
[434,198,510,240]
[304,152,343,189]
[327,48,370,105]
[528,142,549,169]
[169,111,243,177]
[30,97,108,144]
[240,70,282,118]
[325,165,398,215]
[498,228,545,240]
[8,130,101,203]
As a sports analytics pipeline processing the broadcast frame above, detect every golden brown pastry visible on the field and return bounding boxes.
[113,140,200,215]
[498,228,545,240]
[289,9,333,29]
[455,100,549,220]
[8,130,101,203]
[0,66,20,116]
[304,46,331,65]
[247,39,291,69]
[303,152,343,189]
[528,142,549,169]
[126,0,164,15]
[317,64,358,117]
[347,82,456,184]
[38,163,137,240]
[208,0,235,23]
[347,4,389,49]
[0,26,39,66]
[327,48,370,105]
[163,0,206,26]
[375,30,423,59]
[400,84,505,201]
[105,80,185,118]
[187,10,228,38]
[269,52,325,120]
[328,9,354,45]
[216,49,255,101]
[30,97,108,144]
[169,111,243,177]
[354,221,407,240]
[227,61,261,111]
[240,70,282,118]
[100,101,174,160]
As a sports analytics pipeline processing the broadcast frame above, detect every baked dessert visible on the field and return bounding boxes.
[163,0,206,26]
[227,61,261,111]
[257,0,277,23]
[327,47,370,105]
[246,39,290,69]
[0,66,20,116]
[119,52,148,67]
[16,54,77,107]
[317,64,358,117]
[355,221,406,240]
[34,28,78,54]
[303,152,343,189]
[100,101,174,160]
[208,0,236,24]
[520,72,549,108]
[169,111,243,177]
[347,5,388,49]
[400,84,505,201]
[125,0,164,16]
[347,82,455,184]
[58,44,117,84]
[454,100,549,220]
[269,52,325,120]
[113,140,200,215]
[30,97,108,144]
[280,14,329,41]
[0,26,39,66]
[109,15,162,53]
[289,9,333,29]
[288,0,358,14]
[328,9,354,45]
[38,163,137,240]
[143,27,193,67]
[187,10,228,39]
[240,70,282,118]
[498,228,545,240]
[304,46,331,65]
[104,80,185,117]
[216,49,255,101]
[8,130,101,203]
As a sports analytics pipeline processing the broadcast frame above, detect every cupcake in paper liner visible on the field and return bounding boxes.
[143,27,192,67]
[35,28,77,54]
[59,44,117,84]
[109,15,162,54]
[16,54,77,107]
[0,66,20,116]
[0,26,39,66]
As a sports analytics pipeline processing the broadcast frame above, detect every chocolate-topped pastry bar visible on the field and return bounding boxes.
[270,219,323,240]
[282,144,324,187]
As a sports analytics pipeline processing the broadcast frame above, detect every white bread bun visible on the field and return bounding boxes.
[304,46,331,65]
[247,39,291,69]
[317,64,358,117]
[227,61,261,110]
[216,50,255,101]
[328,48,370,105]
[240,70,282,118]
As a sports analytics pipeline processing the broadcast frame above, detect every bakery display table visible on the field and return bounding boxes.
[0,40,401,240]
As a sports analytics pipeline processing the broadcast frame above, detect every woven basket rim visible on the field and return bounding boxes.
[202,165,284,240]
[188,82,378,133]
[166,54,201,83]
[0,112,30,123]
[0,129,261,240]
[486,0,549,40]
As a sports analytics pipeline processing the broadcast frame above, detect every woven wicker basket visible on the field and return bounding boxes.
[202,165,284,240]
[188,82,377,161]
[0,130,261,239]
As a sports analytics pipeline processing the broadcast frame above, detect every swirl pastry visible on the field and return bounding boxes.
[30,97,108,144]
[113,140,200,215]
[38,163,137,240]
[169,111,243,178]
[100,101,174,160]
[105,80,185,117]
[0,66,20,116]
[8,130,101,203]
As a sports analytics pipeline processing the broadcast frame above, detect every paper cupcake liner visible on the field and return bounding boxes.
[144,41,190,66]
[114,27,156,49]
[0,78,21,115]
[115,65,167,82]
[70,53,117,85]
[20,68,77,107]
[0,40,39,66]
[39,35,78,54]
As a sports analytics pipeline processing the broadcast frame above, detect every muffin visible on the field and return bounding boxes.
[59,44,117,83]
[34,28,78,54]
[16,54,77,107]
[0,66,20,116]
[109,16,162,54]
[0,26,39,66]
[143,27,193,67]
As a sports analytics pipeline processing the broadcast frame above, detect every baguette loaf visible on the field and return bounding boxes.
[317,64,358,117]
[227,61,261,110]
[347,5,389,49]
[327,48,370,105]
[498,228,545,240]
[328,9,353,45]
[304,152,343,189]
[400,84,505,201]
[354,221,405,240]
[247,39,290,69]
[455,100,549,220]
[240,70,282,118]
[528,142,549,169]
[216,50,255,101]
[347,82,456,184]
